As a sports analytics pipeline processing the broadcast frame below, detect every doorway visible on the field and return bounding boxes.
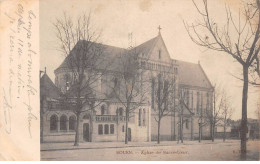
[83,123,90,142]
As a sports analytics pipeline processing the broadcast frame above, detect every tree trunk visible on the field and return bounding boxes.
[212,123,215,142]
[180,115,183,143]
[125,106,129,144]
[74,111,80,146]
[223,124,226,142]
[240,65,248,160]
[157,118,161,144]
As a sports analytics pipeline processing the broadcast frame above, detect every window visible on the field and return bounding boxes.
[60,115,67,131]
[191,91,194,110]
[197,92,200,114]
[98,124,103,135]
[69,115,76,131]
[186,119,189,129]
[50,115,58,131]
[110,124,114,134]
[104,124,109,134]
[206,92,209,110]
[122,125,124,132]
[101,105,106,115]
[159,50,161,59]
[138,109,142,126]
[118,108,123,116]
[143,109,146,126]
[151,78,155,109]
[187,90,190,107]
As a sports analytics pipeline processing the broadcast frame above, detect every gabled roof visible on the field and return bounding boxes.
[55,40,126,73]
[178,60,213,89]
[55,34,167,73]
[135,35,159,56]
[40,73,62,99]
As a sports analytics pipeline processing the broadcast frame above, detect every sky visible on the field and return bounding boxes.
[40,0,259,120]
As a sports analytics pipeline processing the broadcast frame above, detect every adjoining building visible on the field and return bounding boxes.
[40,32,214,143]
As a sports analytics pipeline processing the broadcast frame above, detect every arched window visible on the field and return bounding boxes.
[119,107,123,116]
[98,124,103,135]
[50,114,58,131]
[69,115,76,131]
[138,109,142,126]
[104,124,109,134]
[151,78,155,109]
[143,109,146,126]
[60,115,67,131]
[101,105,106,115]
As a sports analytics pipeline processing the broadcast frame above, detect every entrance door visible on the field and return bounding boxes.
[128,128,131,141]
[83,123,90,142]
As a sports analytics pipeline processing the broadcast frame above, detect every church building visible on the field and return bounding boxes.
[40,30,214,143]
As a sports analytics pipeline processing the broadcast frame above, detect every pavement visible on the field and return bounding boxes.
[41,140,260,161]
[41,139,238,151]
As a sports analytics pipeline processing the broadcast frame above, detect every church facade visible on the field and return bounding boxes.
[40,32,214,143]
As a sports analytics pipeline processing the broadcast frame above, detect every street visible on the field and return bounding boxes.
[41,140,259,161]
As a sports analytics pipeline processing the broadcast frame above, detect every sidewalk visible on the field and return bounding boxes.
[41,139,239,151]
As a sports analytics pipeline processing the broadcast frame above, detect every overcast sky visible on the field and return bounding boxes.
[40,0,259,120]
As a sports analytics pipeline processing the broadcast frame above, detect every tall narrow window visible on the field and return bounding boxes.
[50,115,58,131]
[110,124,114,134]
[186,119,189,129]
[159,50,161,59]
[101,105,105,115]
[119,108,123,116]
[151,78,155,109]
[98,124,103,135]
[104,124,109,134]
[138,109,142,126]
[60,115,67,131]
[143,109,146,126]
[122,125,124,132]
[69,115,76,131]
[187,90,190,108]
[197,92,200,114]
[191,91,194,111]
[206,92,209,110]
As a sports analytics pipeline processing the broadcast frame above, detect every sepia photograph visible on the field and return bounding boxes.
[38,0,260,161]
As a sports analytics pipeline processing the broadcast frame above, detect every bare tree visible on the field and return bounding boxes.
[53,12,107,146]
[205,84,223,142]
[219,90,234,142]
[184,0,259,159]
[153,73,176,144]
[110,48,150,144]
[175,88,197,143]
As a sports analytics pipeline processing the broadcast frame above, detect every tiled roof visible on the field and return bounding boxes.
[178,60,213,89]
[40,73,62,99]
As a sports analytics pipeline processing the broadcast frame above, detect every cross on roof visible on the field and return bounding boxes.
[158,25,162,34]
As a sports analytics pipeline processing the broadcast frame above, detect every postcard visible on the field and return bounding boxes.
[0,0,259,161]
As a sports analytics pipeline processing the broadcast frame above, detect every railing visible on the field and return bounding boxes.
[95,115,126,122]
